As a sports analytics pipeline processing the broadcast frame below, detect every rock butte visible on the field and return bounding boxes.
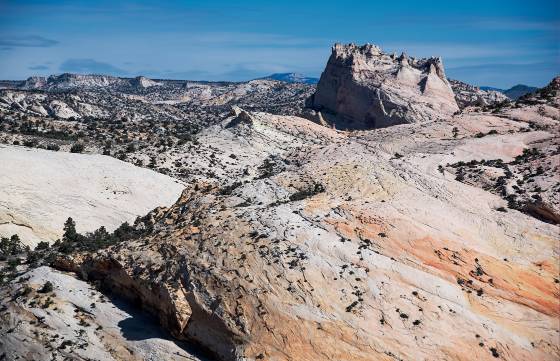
[305,43,459,129]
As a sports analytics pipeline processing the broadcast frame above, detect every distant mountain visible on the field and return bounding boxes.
[503,85,539,100]
[259,73,319,84]
[480,84,538,100]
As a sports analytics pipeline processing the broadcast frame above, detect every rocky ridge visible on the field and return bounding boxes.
[259,73,319,84]
[481,85,539,100]
[449,79,510,108]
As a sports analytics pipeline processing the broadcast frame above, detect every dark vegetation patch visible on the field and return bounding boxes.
[0,215,152,286]
[446,148,559,224]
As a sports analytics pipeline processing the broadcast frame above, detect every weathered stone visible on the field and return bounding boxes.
[306,43,459,129]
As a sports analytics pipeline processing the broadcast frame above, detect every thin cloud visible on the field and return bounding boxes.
[473,19,560,31]
[60,59,127,75]
[0,35,59,48]
[187,32,328,48]
[28,65,49,70]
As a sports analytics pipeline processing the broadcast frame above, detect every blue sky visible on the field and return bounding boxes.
[0,0,558,87]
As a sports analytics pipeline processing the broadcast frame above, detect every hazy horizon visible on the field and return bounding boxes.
[1,0,558,88]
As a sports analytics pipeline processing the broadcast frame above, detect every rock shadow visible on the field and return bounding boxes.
[112,296,214,360]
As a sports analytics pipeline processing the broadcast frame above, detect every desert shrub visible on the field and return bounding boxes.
[289,183,325,202]
[23,139,38,148]
[35,241,50,250]
[0,235,26,257]
[26,251,41,266]
[39,281,54,293]
[70,143,85,153]
[46,144,60,151]
[452,127,459,138]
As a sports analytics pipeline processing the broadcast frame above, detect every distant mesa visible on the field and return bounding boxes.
[21,73,123,90]
[259,73,319,84]
[130,76,162,88]
[305,43,459,129]
[18,73,162,91]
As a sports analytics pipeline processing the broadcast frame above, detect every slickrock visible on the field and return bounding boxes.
[0,145,184,246]
[306,43,459,129]
[54,95,559,361]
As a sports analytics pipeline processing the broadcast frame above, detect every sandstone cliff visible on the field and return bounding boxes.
[306,43,459,129]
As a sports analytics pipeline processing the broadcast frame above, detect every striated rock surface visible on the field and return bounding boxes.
[306,43,459,129]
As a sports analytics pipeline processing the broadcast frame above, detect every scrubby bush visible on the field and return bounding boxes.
[35,241,50,250]
[452,127,459,138]
[39,281,54,293]
[57,217,149,254]
[0,235,26,258]
[70,143,85,153]
[289,183,325,202]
